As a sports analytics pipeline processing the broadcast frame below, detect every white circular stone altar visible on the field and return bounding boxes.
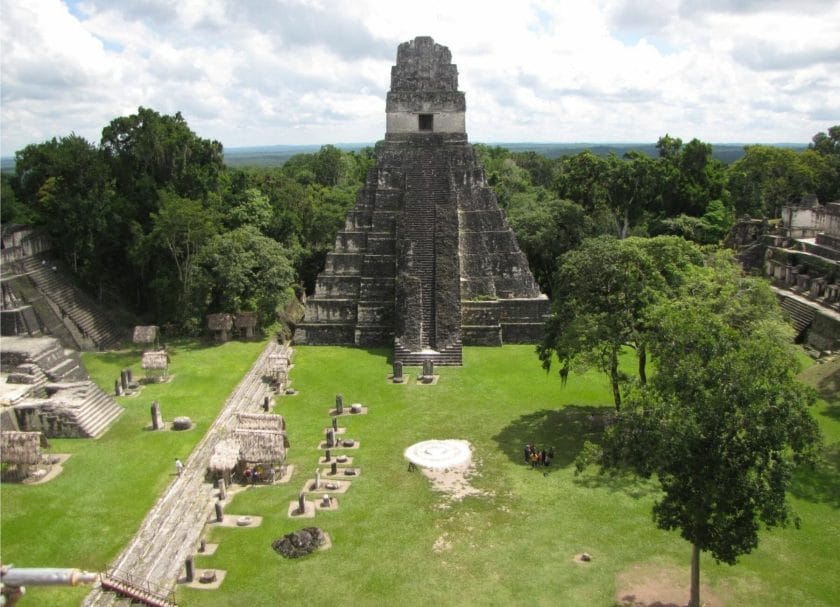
[404,439,472,469]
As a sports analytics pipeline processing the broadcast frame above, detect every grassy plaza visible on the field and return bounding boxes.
[1,342,838,606]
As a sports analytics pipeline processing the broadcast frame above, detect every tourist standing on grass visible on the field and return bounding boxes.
[175,458,184,477]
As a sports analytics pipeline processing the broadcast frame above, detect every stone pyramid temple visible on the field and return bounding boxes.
[294,36,548,365]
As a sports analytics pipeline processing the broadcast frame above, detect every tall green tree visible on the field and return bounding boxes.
[553,150,607,213]
[12,134,125,295]
[538,236,662,409]
[137,190,220,322]
[507,197,595,296]
[590,260,820,607]
[728,145,819,217]
[193,226,296,328]
[101,106,224,225]
[604,151,658,239]
[807,125,840,202]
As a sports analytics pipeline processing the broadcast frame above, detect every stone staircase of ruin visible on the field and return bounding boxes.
[778,293,818,339]
[2,337,123,438]
[10,379,124,439]
[400,144,464,364]
[403,152,438,350]
[7,256,125,350]
[4,271,80,349]
[392,340,463,366]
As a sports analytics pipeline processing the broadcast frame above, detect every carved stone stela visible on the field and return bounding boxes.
[294,37,548,365]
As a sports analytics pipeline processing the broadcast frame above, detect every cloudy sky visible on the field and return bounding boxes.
[2,0,839,155]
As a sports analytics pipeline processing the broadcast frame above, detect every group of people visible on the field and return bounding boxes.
[524,444,554,469]
[242,465,277,484]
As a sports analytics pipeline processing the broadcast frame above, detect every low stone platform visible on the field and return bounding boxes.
[318,455,353,465]
[208,514,263,528]
[329,405,369,416]
[182,569,226,590]
[302,478,351,494]
[318,439,360,450]
[287,500,316,518]
[318,466,361,479]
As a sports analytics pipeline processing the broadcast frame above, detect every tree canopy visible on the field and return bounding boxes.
[4,110,837,338]
[583,255,821,607]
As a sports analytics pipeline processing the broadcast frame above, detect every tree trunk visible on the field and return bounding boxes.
[689,543,701,607]
[638,343,647,386]
[610,349,622,411]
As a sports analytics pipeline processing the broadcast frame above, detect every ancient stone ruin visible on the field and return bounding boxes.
[762,199,840,351]
[294,36,548,366]
[272,527,326,558]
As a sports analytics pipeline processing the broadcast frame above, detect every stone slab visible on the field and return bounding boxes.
[329,406,369,416]
[318,440,360,450]
[319,467,361,479]
[208,514,263,528]
[319,455,353,465]
[302,478,351,494]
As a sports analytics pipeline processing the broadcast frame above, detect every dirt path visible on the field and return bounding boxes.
[83,340,288,607]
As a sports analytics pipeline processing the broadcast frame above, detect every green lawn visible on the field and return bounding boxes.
[177,346,840,607]
[0,338,268,607]
[2,344,837,607]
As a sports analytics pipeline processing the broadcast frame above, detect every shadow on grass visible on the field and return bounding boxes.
[815,365,839,401]
[572,468,660,500]
[822,405,840,423]
[493,405,659,498]
[789,443,840,508]
[492,404,613,469]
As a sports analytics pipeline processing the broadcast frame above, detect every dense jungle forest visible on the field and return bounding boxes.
[1,106,837,333]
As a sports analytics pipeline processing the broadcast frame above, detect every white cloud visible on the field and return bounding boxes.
[1,0,839,156]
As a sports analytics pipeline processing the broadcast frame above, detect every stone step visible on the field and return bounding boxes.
[778,296,817,335]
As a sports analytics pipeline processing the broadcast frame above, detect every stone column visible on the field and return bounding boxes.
[217,478,226,501]
[150,401,163,430]
[298,492,306,514]
[393,361,404,383]
[185,556,194,583]
[335,394,344,414]
[214,501,224,523]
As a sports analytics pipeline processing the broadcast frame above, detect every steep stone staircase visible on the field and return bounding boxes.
[778,294,818,340]
[403,150,439,349]
[2,336,123,438]
[5,256,124,350]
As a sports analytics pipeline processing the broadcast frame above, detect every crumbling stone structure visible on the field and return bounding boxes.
[294,37,548,365]
[761,200,840,351]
